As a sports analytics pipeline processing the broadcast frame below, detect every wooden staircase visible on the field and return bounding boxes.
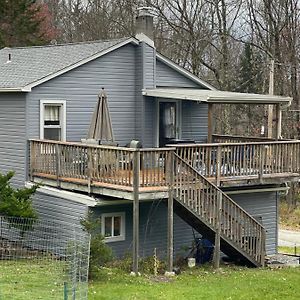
[173,153,266,267]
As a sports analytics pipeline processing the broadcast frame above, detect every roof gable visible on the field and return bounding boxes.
[0,37,138,91]
[156,53,216,91]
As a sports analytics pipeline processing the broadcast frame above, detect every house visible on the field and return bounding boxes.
[0,7,299,272]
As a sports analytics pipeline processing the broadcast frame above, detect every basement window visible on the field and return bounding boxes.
[101,212,125,242]
[40,100,66,141]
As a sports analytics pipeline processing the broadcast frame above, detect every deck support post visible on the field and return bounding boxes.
[275,104,282,140]
[213,192,222,269]
[207,103,213,143]
[166,151,174,274]
[267,60,275,138]
[132,150,140,275]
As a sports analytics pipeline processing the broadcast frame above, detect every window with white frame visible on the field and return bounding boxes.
[40,100,66,141]
[101,212,125,242]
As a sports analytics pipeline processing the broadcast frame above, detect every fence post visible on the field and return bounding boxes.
[55,143,61,188]
[216,145,222,186]
[132,149,140,275]
[213,192,222,269]
[166,151,174,275]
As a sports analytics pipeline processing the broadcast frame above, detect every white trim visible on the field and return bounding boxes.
[225,186,289,195]
[156,53,217,91]
[22,38,139,92]
[25,182,97,206]
[40,99,66,141]
[156,99,181,147]
[0,87,31,92]
[101,212,126,242]
[136,33,155,48]
[143,88,292,105]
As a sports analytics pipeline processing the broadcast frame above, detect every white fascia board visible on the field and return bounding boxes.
[25,182,97,207]
[156,53,217,91]
[143,88,292,105]
[21,38,139,92]
[0,87,31,92]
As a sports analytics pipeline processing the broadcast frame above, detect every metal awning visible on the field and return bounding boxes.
[143,88,292,105]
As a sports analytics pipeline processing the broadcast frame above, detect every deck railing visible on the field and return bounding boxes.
[30,140,172,189]
[174,153,266,266]
[212,134,278,143]
[30,139,300,191]
[172,140,300,184]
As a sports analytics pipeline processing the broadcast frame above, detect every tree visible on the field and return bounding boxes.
[0,171,38,219]
[0,0,58,48]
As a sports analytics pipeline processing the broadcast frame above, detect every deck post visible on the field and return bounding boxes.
[132,149,140,275]
[55,144,61,188]
[216,145,222,186]
[166,151,174,274]
[213,192,222,269]
[87,147,93,194]
[258,146,266,182]
[275,104,282,140]
[207,103,213,143]
[29,141,34,181]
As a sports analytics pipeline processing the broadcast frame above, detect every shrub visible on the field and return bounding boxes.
[80,211,113,279]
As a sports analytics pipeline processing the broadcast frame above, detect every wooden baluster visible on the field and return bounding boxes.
[216,145,221,186]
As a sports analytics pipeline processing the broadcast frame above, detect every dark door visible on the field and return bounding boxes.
[159,102,177,146]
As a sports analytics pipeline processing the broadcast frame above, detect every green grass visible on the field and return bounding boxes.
[0,259,67,300]
[88,266,300,300]
[278,246,300,256]
[1,261,300,300]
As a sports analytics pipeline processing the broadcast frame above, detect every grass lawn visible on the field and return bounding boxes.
[278,246,300,256]
[88,266,300,300]
[1,261,300,299]
[0,259,67,300]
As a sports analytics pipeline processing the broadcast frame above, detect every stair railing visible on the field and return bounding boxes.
[173,153,266,266]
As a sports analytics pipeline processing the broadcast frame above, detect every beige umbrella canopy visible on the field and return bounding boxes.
[87,88,114,143]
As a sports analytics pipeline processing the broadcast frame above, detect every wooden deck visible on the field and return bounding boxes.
[29,139,300,199]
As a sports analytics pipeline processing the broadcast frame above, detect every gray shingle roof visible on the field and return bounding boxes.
[0,37,131,90]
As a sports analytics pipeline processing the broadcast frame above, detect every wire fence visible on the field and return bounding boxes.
[0,216,90,300]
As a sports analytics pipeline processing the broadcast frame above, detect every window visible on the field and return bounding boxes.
[101,212,125,242]
[40,100,66,141]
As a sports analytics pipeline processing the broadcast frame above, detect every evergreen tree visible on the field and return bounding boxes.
[0,171,37,219]
[236,43,264,94]
[0,0,57,48]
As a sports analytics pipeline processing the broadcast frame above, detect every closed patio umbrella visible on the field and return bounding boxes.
[87,88,115,143]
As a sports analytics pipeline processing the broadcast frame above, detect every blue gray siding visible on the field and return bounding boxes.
[93,201,195,259]
[135,42,156,146]
[33,191,88,230]
[0,93,26,186]
[26,44,137,146]
[156,59,201,88]
[230,191,278,255]
[181,101,208,142]
[143,43,156,89]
